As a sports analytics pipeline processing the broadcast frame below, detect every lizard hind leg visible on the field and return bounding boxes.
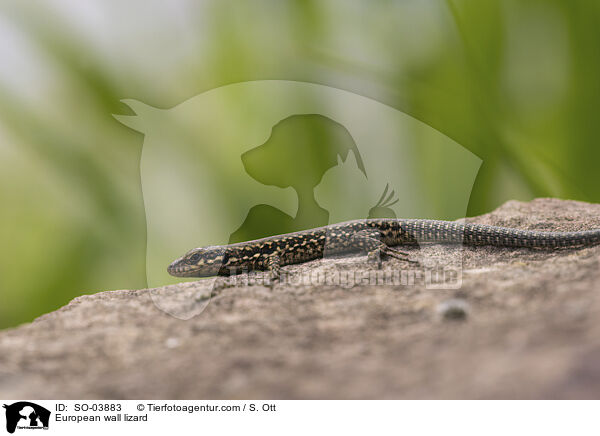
[382,246,418,263]
[350,230,416,268]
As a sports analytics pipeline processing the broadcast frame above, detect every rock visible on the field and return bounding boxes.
[437,298,470,321]
[1,198,600,399]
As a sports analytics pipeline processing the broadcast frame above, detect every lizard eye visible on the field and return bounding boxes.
[188,253,201,263]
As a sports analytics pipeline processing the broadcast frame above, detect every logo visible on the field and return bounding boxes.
[3,402,50,434]
[115,80,478,318]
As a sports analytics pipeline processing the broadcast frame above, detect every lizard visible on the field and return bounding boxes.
[167,218,600,282]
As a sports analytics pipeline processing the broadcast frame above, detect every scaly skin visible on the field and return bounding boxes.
[167,219,600,278]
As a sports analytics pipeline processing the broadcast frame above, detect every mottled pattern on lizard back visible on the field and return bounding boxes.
[168,218,600,277]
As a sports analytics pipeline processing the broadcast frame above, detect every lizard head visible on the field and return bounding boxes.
[167,246,231,277]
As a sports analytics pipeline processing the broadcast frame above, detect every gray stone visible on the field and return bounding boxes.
[1,198,600,399]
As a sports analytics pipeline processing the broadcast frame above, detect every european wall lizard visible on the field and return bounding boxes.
[167,219,600,280]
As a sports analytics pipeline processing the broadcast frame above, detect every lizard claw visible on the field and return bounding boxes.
[382,247,417,264]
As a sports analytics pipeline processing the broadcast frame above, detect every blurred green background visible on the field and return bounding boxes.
[1,0,599,329]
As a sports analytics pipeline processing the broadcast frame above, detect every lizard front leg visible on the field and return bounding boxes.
[195,254,281,300]
[265,253,281,286]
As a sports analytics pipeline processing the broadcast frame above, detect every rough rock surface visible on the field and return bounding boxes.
[1,198,600,399]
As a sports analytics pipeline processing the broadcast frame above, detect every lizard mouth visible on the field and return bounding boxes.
[167,258,196,277]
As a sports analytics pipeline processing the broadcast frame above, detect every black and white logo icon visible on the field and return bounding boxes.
[3,402,50,434]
